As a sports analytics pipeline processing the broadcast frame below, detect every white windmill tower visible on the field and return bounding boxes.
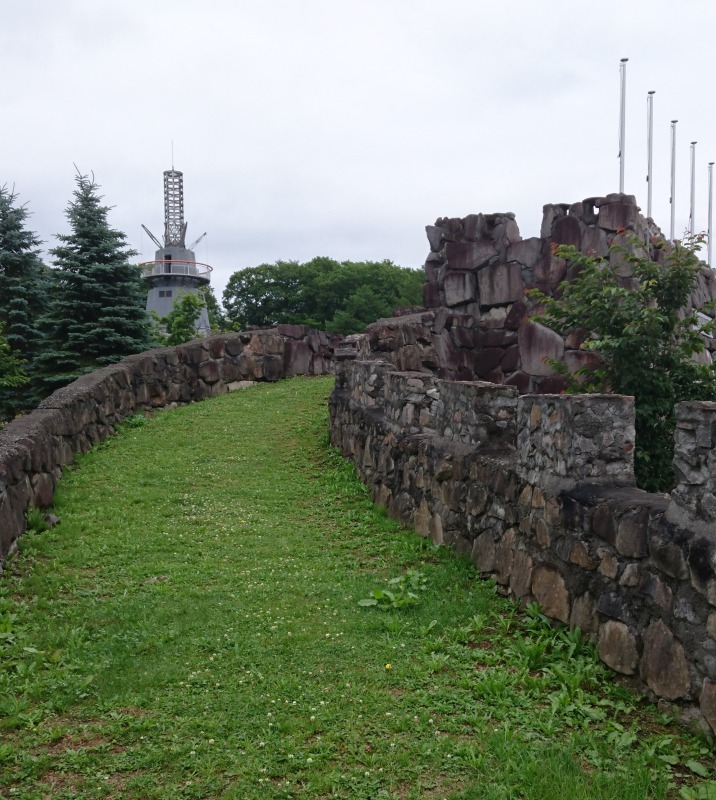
[140,168,212,335]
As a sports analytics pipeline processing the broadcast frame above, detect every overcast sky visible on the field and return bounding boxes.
[4,0,716,300]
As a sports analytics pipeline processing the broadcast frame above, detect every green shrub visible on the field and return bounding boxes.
[530,236,716,492]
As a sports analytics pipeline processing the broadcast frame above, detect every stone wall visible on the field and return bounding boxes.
[0,325,340,562]
[362,194,716,391]
[329,358,716,735]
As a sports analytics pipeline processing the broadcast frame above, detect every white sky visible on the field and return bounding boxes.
[4,0,716,300]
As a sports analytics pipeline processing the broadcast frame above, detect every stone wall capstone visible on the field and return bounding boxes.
[0,326,340,561]
[329,357,716,736]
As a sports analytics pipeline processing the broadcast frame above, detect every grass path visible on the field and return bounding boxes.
[0,376,714,799]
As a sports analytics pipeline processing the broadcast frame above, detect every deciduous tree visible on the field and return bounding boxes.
[531,238,716,491]
[223,257,422,333]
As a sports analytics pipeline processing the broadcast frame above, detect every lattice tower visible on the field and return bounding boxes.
[163,170,186,246]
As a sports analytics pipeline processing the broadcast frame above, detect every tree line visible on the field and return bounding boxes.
[0,175,424,423]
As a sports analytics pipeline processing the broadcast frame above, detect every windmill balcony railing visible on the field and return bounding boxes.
[140,260,213,280]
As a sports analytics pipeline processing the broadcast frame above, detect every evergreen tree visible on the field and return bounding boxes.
[0,323,28,394]
[37,173,152,392]
[0,186,48,418]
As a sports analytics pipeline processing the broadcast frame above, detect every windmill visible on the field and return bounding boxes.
[140,169,213,336]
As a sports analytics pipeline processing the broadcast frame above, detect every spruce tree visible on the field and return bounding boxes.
[37,173,152,393]
[0,186,48,418]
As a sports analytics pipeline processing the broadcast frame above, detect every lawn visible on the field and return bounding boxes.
[0,376,714,799]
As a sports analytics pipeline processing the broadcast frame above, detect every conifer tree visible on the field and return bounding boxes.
[37,172,152,392]
[0,186,48,418]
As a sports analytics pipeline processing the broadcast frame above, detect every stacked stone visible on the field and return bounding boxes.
[329,359,716,736]
[516,394,636,490]
[362,312,440,373]
[669,401,716,536]
[0,325,340,561]
[362,193,716,389]
[433,381,517,449]
[383,372,439,434]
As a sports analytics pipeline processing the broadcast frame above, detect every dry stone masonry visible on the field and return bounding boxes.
[0,325,339,560]
[361,194,716,392]
[329,358,716,735]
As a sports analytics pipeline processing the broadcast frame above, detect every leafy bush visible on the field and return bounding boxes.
[530,237,716,492]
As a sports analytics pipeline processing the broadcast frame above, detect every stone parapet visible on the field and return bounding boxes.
[668,401,716,536]
[517,394,636,490]
[329,359,716,736]
[434,380,517,449]
[0,326,340,561]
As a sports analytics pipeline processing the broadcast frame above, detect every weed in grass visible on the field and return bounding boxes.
[358,568,428,609]
[25,505,50,534]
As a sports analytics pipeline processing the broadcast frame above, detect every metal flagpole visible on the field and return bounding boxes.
[670,120,678,240]
[709,162,714,266]
[690,141,697,235]
[647,91,655,218]
[619,58,629,193]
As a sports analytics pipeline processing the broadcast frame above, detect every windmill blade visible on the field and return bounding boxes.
[188,232,207,251]
[141,224,163,250]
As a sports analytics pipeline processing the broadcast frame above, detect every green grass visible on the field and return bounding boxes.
[0,376,714,799]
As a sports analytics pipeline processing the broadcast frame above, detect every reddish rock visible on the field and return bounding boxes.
[592,503,616,545]
[598,201,638,232]
[423,281,441,308]
[277,323,308,339]
[504,300,528,330]
[535,375,568,394]
[616,508,649,558]
[552,215,582,249]
[534,255,567,288]
[531,565,570,623]
[445,240,497,271]
[510,550,533,598]
[444,271,477,307]
[517,321,564,376]
[425,225,446,252]
[563,350,602,379]
[473,531,496,572]
[462,213,485,241]
[283,339,312,376]
[507,237,543,268]
[473,348,504,378]
[570,592,598,636]
[501,345,520,372]
[208,337,225,359]
[701,679,716,735]
[598,621,638,675]
[198,360,220,384]
[581,226,608,257]
[540,203,569,238]
[477,262,524,307]
[505,371,531,393]
[640,619,690,700]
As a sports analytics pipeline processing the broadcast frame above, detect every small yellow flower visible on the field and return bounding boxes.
[385,663,392,670]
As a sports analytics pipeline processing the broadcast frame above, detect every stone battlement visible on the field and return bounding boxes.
[0,326,340,561]
[361,194,716,392]
[329,358,716,735]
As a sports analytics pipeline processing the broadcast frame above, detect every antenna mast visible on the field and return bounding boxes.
[618,58,628,193]
[670,120,678,240]
[689,141,697,236]
[646,91,655,218]
[709,162,714,267]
